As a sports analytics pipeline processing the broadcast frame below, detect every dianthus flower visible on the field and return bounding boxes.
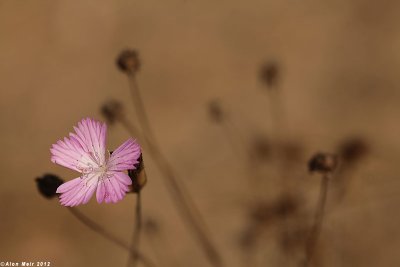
[50,118,141,206]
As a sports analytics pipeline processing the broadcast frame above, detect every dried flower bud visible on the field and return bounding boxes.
[35,174,64,199]
[338,137,369,164]
[101,99,124,124]
[259,61,279,88]
[116,49,140,74]
[128,154,147,193]
[308,152,338,173]
[208,99,224,123]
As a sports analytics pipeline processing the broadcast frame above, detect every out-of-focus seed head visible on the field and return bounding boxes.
[249,135,271,162]
[338,137,369,164]
[208,99,224,123]
[35,174,64,199]
[238,227,258,251]
[144,218,160,235]
[116,49,140,74]
[259,61,280,88]
[250,194,300,224]
[128,154,146,193]
[280,225,308,252]
[308,152,338,173]
[100,99,124,124]
[279,141,304,164]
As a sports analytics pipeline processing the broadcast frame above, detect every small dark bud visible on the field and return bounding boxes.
[259,61,279,88]
[128,154,147,193]
[308,152,338,173]
[208,99,224,123]
[116,49,140,74]
[35,174,64,199]
[101,99,124,124]
[338,137,369,164]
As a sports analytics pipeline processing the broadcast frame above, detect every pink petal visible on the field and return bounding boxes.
[95,173,130,204]
[50,118,107,172]
[107,139,141,172]
[56,178,81,193]
[57,175,99,207]
[114,172,132,186]
[96,180,106,203]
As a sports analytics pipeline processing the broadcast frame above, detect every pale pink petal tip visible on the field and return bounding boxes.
[56,177,97,207]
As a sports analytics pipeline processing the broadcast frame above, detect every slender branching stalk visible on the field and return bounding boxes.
[123,73,223,267]
[302,173,331,267]
[126,192,143,267]
[67,207,155,267]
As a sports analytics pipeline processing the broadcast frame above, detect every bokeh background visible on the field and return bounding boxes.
[1,0,400,266]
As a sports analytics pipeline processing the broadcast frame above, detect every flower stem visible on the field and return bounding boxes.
[126,192,143,267]
[302,174,330,267]
[67,207,154,267]
[125,74,224,267]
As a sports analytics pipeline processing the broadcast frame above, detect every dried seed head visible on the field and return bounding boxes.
[208,99,224,123]
[338,137,369,164]
[100,99,124,124]
[259,61,279,88]
[128,154,147,193]
[116,49,140,74]
[35,174,64,199]
[272,194,300,218]
[308,152,338,173]
[250,194,300,224]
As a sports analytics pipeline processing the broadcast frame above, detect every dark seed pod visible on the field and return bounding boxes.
[116,49,141,74]
[308,152,338,173]
[128,154,147,193]
[36,174,64,199]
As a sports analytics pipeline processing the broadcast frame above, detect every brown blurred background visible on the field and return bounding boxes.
[1,0,400,266]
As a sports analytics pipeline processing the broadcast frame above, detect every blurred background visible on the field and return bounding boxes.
[1,0,400,266]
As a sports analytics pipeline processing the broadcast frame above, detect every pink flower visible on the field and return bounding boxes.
[50,118,141,206]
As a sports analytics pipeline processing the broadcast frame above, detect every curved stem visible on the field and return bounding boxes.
[125,74,223,267]
[302,174,330,267]
[67,207,154,267]
[127,192,143,267]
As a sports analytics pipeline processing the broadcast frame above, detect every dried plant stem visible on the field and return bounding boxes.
[302,174,330,267]
[127,192,143,267]
[67,207,155,267]
[125,74,223,267]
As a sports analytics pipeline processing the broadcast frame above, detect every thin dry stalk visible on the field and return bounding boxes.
[302,174,331,267]
[67,207,155,267]
[126,192,143,267]
[124,73,223,267]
